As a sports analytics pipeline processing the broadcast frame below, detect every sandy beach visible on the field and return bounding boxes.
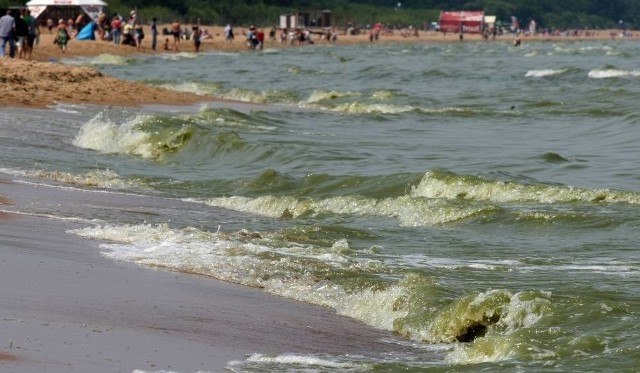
[1,24,634,108]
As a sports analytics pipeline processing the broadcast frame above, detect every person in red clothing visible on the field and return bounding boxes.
[256,28,265,50]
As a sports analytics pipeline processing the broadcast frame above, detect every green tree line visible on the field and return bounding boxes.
[3,0,639,29]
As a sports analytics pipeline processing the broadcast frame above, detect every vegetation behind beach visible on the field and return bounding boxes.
[2,0,638,29]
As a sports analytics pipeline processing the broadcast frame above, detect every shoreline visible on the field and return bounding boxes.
[0,173,416,372]
[0,25,636,109]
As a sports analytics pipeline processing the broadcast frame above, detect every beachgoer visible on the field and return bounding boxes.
[269,27,276,41]
[66,18,74,34]
[25,9,38,60]
[134,24,144,50]
[110,15,121,45]
[0,10,16,58]
[75,13,86,33]
[192,26,201,52]
[128,10,136,26]
[224,24,233,42]
[150,17,158,50]
[96,11,107,40]
[163,38,169,50]
[513,36,521,47]
[122,23,134,46]
[46,18,53,33]
[246,26,259,49]
[55,19,70,52]
[170,19,180,51]
[257,28,264,50]
[15,9,29,59]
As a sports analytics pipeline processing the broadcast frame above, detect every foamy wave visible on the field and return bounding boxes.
[331,102,416,114]
[588,69,640,79]
[306,90,357,103]
[87,53,132,65]
[158,81,218,96]
[221,87,295,104]
[68,222,549,366]
[67,223,404,332]
[193,193,493,226]
[159,52,198,60]
[7,168,139,190]
[441,290,551,364]
[525,69,566,78]
[411,171,640,205]
[371,90,398,100]
[237,353,371,370]
[73,112,157,158]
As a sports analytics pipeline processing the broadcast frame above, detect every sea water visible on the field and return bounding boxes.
[2,39,640,371]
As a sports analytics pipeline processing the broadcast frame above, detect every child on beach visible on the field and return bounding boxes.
[191,26,202,52]
[54,19,69,52]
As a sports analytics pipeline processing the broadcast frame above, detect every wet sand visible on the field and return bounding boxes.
[0,173,416,372]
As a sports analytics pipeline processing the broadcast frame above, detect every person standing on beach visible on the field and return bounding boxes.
[224,24,233,42]
[257,28,265,50]
[15,9,29,59]
[25,9,38,60]
[75,13,86,34]
[110,15,121,45]
[96,11,106,40]
[0,10,16,58]
[171,19,180,51]
[150,17,158,50]
[134,23,144,50]
[191,26,202,52]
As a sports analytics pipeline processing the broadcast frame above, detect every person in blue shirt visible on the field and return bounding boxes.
[0,9,16,58]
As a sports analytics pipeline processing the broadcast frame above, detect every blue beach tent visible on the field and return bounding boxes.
[76,21,97,40]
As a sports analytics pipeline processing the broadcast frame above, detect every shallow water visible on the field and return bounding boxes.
[2,39,640,371]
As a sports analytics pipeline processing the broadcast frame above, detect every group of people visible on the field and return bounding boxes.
[0,8,39,59]
[108,11,146,50]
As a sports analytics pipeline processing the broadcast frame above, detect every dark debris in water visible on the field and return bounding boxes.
[455,313,501,343]
[455,323,488,343]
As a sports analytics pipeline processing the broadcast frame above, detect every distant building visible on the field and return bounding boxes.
[279,10,331,29]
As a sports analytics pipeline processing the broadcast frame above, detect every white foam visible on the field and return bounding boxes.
[525,69,566,78]
[588,69,640,79]
[73,112,156,158]
[240,353,370,370]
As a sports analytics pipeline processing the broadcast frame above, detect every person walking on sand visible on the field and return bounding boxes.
[55,19,70,52]
[170,19,180,51]
[0,10,16,58]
